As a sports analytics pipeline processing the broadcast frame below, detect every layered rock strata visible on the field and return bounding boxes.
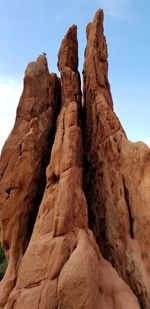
[83,9,150,308]
[0,8,149,309]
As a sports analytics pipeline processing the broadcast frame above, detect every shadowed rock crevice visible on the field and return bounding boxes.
[24,140,52,249]
[123,178,134,239]
[82,153,112,260]
[25,75,62,245]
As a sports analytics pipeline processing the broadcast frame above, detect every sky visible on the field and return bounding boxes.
[0,0,150,151]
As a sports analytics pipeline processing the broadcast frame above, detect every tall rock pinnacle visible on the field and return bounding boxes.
[84,10,113,108]
[58,25,81,109]
[0,8,150,309]
[83,9,150,308]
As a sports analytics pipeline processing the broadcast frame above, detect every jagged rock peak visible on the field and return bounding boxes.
[57,24,81,108]
[86,9,104,41]
[58,25,78,72]
[84,9,113,109]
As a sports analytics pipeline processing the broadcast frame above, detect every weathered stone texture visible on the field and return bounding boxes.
[83,9,150,308]
[0,55,60,307]
[1,8,149,309]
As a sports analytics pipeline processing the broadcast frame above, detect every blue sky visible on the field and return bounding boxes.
[0,0,150,151]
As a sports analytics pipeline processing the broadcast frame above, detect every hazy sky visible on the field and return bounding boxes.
[0,0,150,151]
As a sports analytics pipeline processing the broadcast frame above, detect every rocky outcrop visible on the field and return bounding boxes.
[0,8,149,309]
[0,23,140,309]
[83,9,150,308]
[0,56,61,306]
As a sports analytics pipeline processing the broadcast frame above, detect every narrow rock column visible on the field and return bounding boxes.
[83,9,150,308]
[83,9,125,258]
[51,24,86,236]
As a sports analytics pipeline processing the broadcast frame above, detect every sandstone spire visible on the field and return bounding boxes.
[0,19,140,309]
[83,9,150,308]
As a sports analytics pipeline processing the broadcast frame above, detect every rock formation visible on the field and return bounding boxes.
[0,8,149,309]
[0,56,61,306]
[83,10,150,309]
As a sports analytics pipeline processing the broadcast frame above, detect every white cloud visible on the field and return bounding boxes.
[144,140,150,148]
[0,80,22,153]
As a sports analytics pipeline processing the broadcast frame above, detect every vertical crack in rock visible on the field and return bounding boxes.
[0,55,61,306]
[83,9,150,308]
[25,74,61,247]
[123,178,134,239]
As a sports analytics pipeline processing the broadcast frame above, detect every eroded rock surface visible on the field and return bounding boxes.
[0,8,148,309]
[0,55,60,306]
[83,9,150,308]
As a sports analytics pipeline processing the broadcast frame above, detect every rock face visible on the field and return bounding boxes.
[0,56,61,306]
[0,8,149,309]
[83,10,150,309]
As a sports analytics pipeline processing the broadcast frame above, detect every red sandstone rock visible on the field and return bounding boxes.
[0,55,60,306]
[83,9,150,308]
[0,10,143,309]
